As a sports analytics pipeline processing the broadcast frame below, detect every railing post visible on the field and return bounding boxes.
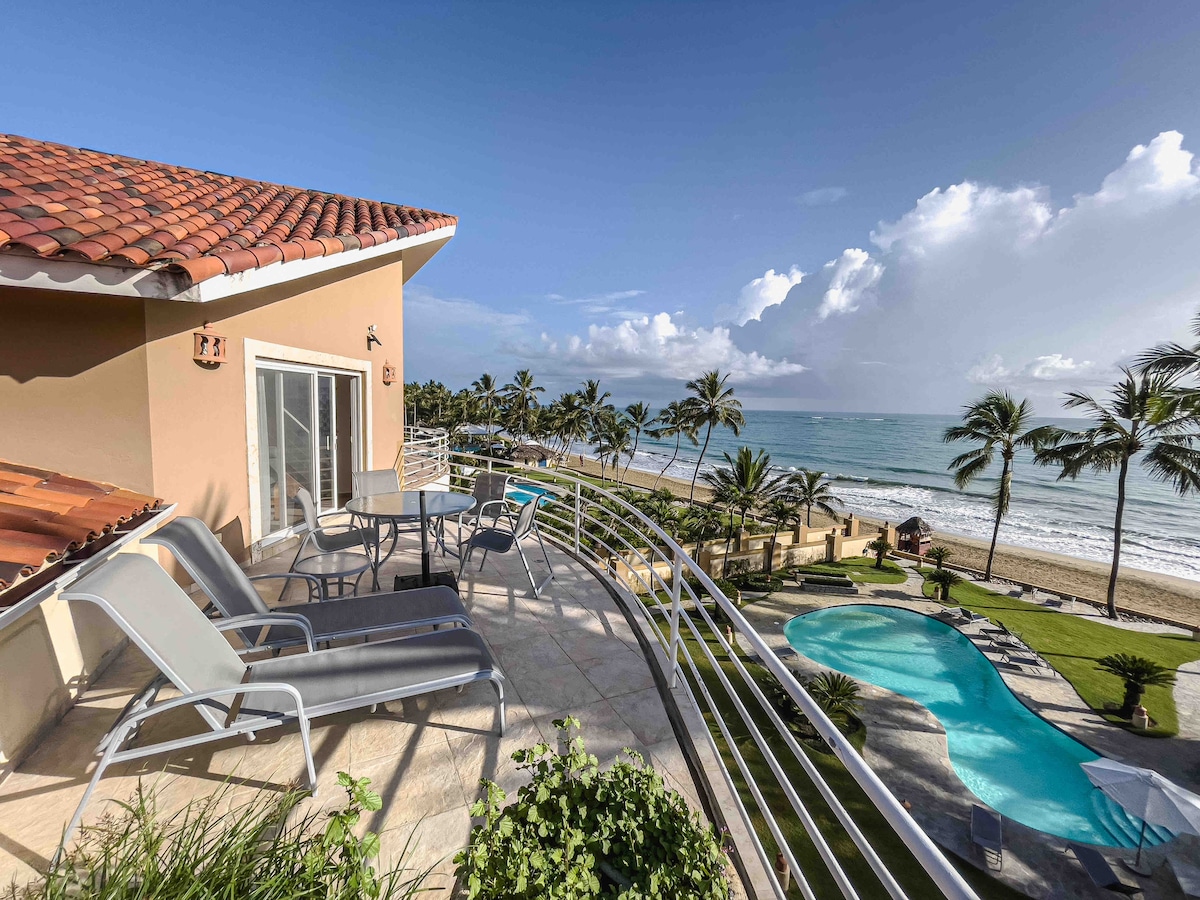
[669,550,683,688]
[573,482,581,554]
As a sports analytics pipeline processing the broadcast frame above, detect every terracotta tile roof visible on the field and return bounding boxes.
[0,133,456,287]
[0,460,161,602]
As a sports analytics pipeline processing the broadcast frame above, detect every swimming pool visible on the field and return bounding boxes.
[506,484,553,506]
[784,605,1171,848]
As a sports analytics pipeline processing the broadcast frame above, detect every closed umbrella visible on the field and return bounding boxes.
[1082,758,1200,873]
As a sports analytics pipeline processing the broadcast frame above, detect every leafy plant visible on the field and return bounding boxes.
[1097,653,1178,716]
[16,773,428,900]
[866,537,892,569]
[805,671,863,720]
[926,546,952,569]
[927,568,963,602]
[455,718,731,899]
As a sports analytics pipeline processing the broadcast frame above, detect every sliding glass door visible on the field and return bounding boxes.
[256,364,361,539]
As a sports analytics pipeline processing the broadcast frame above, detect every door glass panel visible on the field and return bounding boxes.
[317,375,335,509]
[257,369,285,536]
[281,370,315,526]
[334,374,356,507]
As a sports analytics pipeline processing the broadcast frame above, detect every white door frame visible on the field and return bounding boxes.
[244,339,374,548]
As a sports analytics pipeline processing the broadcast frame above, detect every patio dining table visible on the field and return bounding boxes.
[345,490,475,589]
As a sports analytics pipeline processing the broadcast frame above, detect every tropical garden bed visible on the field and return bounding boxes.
[792,557,908,585]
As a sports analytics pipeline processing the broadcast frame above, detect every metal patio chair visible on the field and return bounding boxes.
[147,516,471,652]
[456,471,512,549]
[290,486,377,583]
[458,496,553,598]
[56,554,504,859]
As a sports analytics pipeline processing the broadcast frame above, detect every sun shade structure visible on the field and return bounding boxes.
[895,515,933,555]
[0,133,456,290]
[1082,758,1200,869]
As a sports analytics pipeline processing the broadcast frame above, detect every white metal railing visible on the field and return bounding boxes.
[400,426,450,487]
[448,448,979,900]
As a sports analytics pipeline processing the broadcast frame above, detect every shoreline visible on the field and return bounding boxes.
[558,453,1200,628]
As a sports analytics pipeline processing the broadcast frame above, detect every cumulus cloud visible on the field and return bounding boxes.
[966,353,1093,386]
[816,249,884,320]
[799,187,848,206]
[535,311,805,382]
[715,266,804,325]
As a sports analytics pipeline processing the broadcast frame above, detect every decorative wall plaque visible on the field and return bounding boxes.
[382,361,398,384]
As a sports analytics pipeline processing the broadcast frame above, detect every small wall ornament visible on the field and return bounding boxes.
[382,361,398,385]
[193,323,228,365]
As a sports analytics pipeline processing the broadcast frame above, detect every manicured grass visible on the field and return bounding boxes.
[795,557,908,584]
[675,625,1026,900]
[922,574,1200,737]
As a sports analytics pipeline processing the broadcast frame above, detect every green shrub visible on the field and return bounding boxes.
[729,572,783,593]
[455,718,731,899]
[801,574,854,587]
[15,773,428,900]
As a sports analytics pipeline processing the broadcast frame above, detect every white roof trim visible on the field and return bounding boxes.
[0,225,455,302]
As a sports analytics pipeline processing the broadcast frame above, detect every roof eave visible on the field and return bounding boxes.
[0,225,456,303]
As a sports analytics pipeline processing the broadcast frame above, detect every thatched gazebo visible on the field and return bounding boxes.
[895,516,933,556]
[507,443,554,466]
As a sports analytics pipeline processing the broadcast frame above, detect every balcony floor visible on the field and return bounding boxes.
[0,523,752,896]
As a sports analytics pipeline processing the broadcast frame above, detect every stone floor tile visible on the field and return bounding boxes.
[492,631,573,677]
[531,699,641,768]
[577,647,658,699]
[354,742,468,833]
[608,686,675,746]
[515,662,602,718]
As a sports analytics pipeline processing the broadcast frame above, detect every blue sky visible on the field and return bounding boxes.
[6,1,1200,411]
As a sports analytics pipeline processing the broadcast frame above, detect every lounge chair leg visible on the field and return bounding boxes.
[298,714,318,793]
[491,676,506,737]
[55,719,133,867]
[517,545,539,598]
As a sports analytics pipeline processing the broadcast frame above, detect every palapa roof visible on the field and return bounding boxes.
[896,516,933,537]
[508,444,554,463]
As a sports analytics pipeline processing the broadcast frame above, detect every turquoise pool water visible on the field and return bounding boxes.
[784,605,1170,847]
[506,484,552,505]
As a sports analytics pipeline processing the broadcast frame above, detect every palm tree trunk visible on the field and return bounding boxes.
[984,456,1011,581]
[1106,455,1130,619]
[690,423,714,502]
[768,524,780,576]
[723,509,735,577]
[654,432,682,489]
[806,504,812,528]
[624,432,639,479]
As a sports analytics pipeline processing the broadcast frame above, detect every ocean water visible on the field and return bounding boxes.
[585,410,1200,582]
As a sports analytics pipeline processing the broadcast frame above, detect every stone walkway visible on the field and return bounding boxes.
[740,561,1200,899]
[0,526,760,897]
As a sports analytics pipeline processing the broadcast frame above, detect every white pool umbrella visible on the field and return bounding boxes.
[1082,758,1200,869]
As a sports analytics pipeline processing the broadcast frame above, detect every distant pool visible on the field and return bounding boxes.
[784,605,1170,848]
[506,484,553,506]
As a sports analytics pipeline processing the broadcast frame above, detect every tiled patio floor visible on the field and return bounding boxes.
[0,522,754,896]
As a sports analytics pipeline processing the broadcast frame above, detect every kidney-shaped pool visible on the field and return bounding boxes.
[784,604,1170,847]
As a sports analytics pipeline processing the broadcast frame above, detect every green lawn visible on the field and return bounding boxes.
[922,574,1200,737]
[675,625,1026,900]
[795,557,908,584]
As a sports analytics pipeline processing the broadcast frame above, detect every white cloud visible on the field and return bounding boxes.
[534,311,805,382]
[816,249,883,320]
[966,353,1091,386]
[966,355,1010,384]
[406,287,529,328]
[799,187,848,206]
[1025,354,1092,380]
[1075,130,1200,214]
[715,266,804,326]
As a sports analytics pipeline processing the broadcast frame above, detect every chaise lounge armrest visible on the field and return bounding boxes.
[215,613,315,652]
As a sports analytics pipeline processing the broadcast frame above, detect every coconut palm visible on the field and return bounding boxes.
[682,505,724,559]
[944,392,1057,582]
[1035,371,1200,618]
[593,417,633,486]
[471,373,502,443]
[683,370,746,502]
[1135,309,1200,408]
[502,369,545,440]
[579,379,613,433]
[648,401,699,489]
[927,568,962,603]
[545,392,590,462]
[1096,653,1177,716]
[701,447,786,574]
[622,402,653,478]
[926,546,952,570]
[866,536,892,569]
[784,469,844,527]
[763,497,800,576]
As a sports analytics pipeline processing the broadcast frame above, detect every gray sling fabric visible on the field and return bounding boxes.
[352,469,401,497]
[147,517,470,647]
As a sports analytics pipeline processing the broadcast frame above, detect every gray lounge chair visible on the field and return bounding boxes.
[1069,843,1142,895]
[459,497,553,598]
[57,554,503,857]
[145,516,471,650]
[456,472,512,548]
[971,804,1003,869]
[1170,857,1200,899]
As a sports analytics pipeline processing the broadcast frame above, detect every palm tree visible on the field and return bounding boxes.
[471,373,502,443]
[925,546,952,570]
[804,671,862,720]
[928,568,962,603]
[944,392,1056,582]
[683,370,746,502]
[1035,371,1200,618]
[866,536,892,569]
[1135,309,1200,410]
[701,446,785,573]
[1096,653,1177,716]
[648,401,699,489]
[592,417,633,486]
[763,497,800,576]
[502,369,545,440]
[579,379,613,433]
[547,392,590,463]
[785,469,844,527]
[622,402,653,478]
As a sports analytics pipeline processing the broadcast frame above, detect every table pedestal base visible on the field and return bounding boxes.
[394,572,459,593]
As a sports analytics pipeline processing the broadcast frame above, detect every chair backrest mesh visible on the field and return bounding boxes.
[473,472,509,504]
[514,497,539,538]
[145,516,270,622]
[62,554,247,731]
[295,487,318,530]
[352,469,400,498]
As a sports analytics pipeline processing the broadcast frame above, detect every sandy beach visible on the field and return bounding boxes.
[559,454,1200,628]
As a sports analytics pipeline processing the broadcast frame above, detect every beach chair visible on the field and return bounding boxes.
[1170,857,1200,899]
[291,487,377,575]
[57,554,504,857]
[459,497,554,598]
[1068,843,1142,895]
[970,805,1003,869]
[456,472,512,548]
[146,516,471,651]
[1002,648,1055,677]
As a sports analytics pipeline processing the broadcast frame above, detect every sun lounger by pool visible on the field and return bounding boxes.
[147,516,471,650]
[1068,843,1142,895]
[971,804,1003,869]
[1171,857,1200,898]
[56,554,504,858]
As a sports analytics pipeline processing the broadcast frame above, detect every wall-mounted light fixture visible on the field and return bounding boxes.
[367,325,383,350]
[382,360,398,385]
[193,323,228,365]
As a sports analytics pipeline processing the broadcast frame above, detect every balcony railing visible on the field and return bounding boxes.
[448,445,980,900]
[400,426,450,487]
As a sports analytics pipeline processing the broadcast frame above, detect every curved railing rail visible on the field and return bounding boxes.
[400,426,450,487]
[448,448,980,900]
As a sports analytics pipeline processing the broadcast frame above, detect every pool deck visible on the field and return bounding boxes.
[741,561,1200,900]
